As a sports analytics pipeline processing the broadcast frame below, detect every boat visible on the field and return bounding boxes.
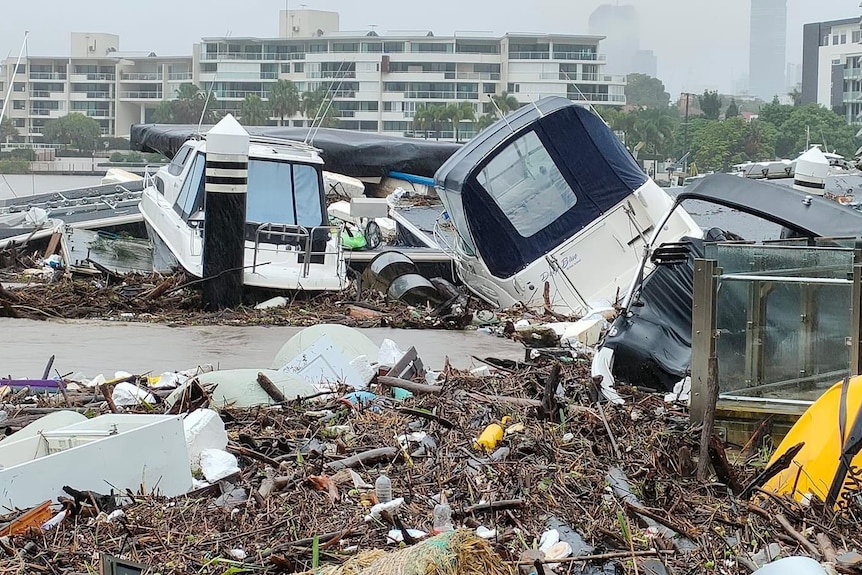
[138,131,348,292]
[433,96,702,316]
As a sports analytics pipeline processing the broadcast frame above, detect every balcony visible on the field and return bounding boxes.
[569,92,626,103]
[844,90,862,103]
[168,72,193,81]
[508,51,550,60]
[29,91,52,98]
[845,68,862,80]
[558,72,626,83]
[443,72,500,81]
[213,90,270,99]
[85,110,112,117]
[29,72,66,81]
[201,52,303,62]
[85,91,112,99]
[120,72,163,81]
[306,71,358,79]
[402,90,478,99]
[552,52,606,61]
[120,91,163,99]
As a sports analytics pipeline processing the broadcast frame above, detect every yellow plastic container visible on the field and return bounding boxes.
[473,416,511,452]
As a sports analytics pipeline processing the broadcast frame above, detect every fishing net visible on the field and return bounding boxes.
[305,530,513,575]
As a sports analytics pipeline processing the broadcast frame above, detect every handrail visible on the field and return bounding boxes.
[252,224,311,276]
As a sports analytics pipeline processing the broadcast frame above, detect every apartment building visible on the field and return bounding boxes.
[801,16,862,124]
[0,33,192,142]
[1,10,625,143]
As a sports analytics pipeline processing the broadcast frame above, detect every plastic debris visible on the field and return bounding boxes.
[199,449,240,483]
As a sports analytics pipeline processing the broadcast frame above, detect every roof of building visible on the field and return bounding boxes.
[805,16,860,29]
[201,31,606,43]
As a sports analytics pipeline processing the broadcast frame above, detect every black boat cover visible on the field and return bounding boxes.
[130,124,461,179]
[680,173,862,238]
[434,96,647,279]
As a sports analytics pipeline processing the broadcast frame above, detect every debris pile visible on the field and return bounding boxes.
[1,328,861,574]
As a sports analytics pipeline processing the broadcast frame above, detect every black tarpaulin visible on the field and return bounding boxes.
[130,125,461,179]
[434,96,647,279]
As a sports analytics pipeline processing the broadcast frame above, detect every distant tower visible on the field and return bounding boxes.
[588,4,641,76]
[749,0,787,101]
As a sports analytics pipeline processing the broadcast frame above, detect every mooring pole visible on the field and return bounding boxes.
[202,114,249,310]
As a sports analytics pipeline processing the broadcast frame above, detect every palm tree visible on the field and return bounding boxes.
[240,94,270,126]
[302,88,338,128]
[414,103,447,140]
[269,79,301,127]
[633,108,676,156]
[170,83,218,124]
[412,105,432,139]
[446,101,477,142]
[476,114,497,133]
[491,92,521,115]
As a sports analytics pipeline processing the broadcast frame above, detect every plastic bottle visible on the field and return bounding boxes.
[432,495,453,534]
[473,416,511,452]
[375,474,392,504]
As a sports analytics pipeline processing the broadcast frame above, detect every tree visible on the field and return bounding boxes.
[632,108,677,156]
[760,103,858,159]
[476,114,497,133]
[688,116,777,171]
[491,92,522,115]
[302,88,338,128]
[0,117,18,143]
[239,94,270,126]
[413,103,448,140]
[269,79,301,127]
[725,98,740,118]
[152,101,174,123]
[169,83,219,124]
[445,101,476,142]
[789,88,803,107]
[625,74,671,109]
[43,113,101,151]
[699,90,722,120]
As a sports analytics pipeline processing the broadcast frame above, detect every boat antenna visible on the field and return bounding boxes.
[0,32,29,146]
[305,59,351,145]
[197,30,231,135]
[488,94,515,134]
[525,94,544,117]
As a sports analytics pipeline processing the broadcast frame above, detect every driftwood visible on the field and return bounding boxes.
[376,376,442,395]
[256,372,286,403]
[324,447,398,471]
[697,356,720,481]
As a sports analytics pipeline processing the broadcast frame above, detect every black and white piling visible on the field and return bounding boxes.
[202,114,249,310]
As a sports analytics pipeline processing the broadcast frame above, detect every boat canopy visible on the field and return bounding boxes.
[130,125,460,178]
[434,97,647,279]
[679,173,862,238]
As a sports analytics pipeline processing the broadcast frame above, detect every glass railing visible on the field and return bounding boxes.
[306,71,357,79]
[568,92,626,102]
[29,72,66,80]
[86,110,111,117]
[29,91,51,98]
[508,51,550,60]
[844,68,862,80]
[404,91,461,99]
[120,91,162,99]
[84,73,116,81]
[201,52,304,61]
[168,72,193,81]
[120,73,163,81]
[85,92,111,99]
[213,90,271,99]
[552,52,606,61]
[843,90,862,102]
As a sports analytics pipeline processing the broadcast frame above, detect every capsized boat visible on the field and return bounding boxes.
[139,134,347,292]
[433,96,702,315]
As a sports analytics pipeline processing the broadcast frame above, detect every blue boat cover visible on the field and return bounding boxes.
[434,97,647,279]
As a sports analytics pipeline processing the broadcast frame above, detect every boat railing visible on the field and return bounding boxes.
[252,223,344,278]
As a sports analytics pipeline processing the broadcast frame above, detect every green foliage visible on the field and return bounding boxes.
[759,103,858,158]
[108,151,147,163]
[152,100,174,123]
[163,84,219,124]
[625,74,671,109]
[239,94,270,126]
[476,114,496,133]
[99,137,130,150]
[43,112,101,151]
[601,106,679,157]
[0,159,29,174]
[725,98,740,118]
[0,117,19,142]
[413,103,449,140]
[302,88,338,128]
[699,90,722,120]
[688,117,777,171]
[0,148,36,161]
[492,91,522,115]
[444,101,477,142]
[269,80,301,126]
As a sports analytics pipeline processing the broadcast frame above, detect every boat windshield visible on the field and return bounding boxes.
[246,159,323,228]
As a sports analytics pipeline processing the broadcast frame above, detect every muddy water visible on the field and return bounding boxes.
[0,318,525,379]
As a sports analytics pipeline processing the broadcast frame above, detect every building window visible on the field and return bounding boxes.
[411,42,454,53]
[361,42,382,53]
[202,63,217,73]
[854,30,862,43]
[383,102,394,111]
[834,35,840,45]
[309,43,328,53]
[483,83,496,94]
[15,64,25,74]
[507,83,520,93]
[383,42,405,53]
[281,63,291,73]
[842,33,848,44]
[332,43,359,53]
[13,100,25,110]
[13,82,25,92]
[294,63,304,73]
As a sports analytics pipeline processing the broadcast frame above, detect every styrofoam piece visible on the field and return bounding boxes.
[271,324,380,370]
[112,382,156,407]
[560,318,604,347]
[327,201,353,223]
[591,347,624,405]
[255,296,288,310]
[280,333,367,390]
[166,368,320,410]
[0,414,192,510]
[199,448,240,483]
[0,411,87,448]
[378,338,406,368]
[752,557,826,574]
[183,409,228,469]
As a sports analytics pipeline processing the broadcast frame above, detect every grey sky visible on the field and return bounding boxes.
[1,0,856,97]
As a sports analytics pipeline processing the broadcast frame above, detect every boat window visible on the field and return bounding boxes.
[476,130,577,238]
[246,160,323,227]
[167,145,193,177]
[175,152,205,219]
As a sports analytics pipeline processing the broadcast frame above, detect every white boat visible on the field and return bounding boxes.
[139,135,348,292]
[434,97,702,316]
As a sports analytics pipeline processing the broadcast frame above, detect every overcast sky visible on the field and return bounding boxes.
[1,0,857,96]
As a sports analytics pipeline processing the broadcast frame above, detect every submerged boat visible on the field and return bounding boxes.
[434,96,702,315]
[139,134,348,292]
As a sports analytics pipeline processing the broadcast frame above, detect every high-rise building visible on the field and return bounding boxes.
[588,4,658,78]
[748,0,787,101]
[801,16,862,124]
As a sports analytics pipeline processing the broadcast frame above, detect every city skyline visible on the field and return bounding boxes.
[0,0,855,98]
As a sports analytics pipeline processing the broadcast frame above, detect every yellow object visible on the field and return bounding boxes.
[473,416,511,452]
[763,376,862,509]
